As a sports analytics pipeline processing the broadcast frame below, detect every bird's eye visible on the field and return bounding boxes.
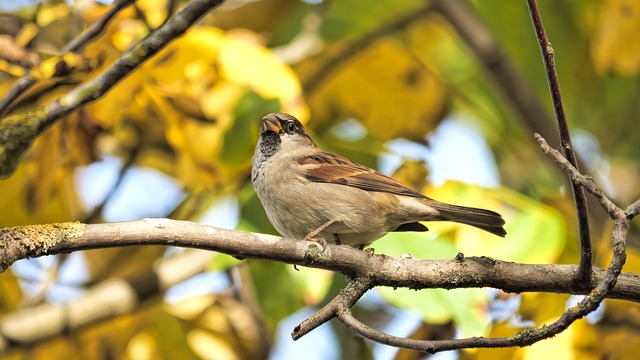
[285,121,297,134]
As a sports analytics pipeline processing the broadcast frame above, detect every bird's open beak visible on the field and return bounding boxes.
[262,114,282,133]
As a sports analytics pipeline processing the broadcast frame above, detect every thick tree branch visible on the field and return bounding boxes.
[1,219,639,302]
[526,0,592,285]
[0,0,136,117]
[0,0,225,179]
[0,205,636,353]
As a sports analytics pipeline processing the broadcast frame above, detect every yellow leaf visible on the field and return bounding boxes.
[473,321,522,360]
[164,294,216,320]
[391,159,429,192]
[308,38,446,141]
[598,322,640,359]
[112,19,148,52]
[127,332,157,360]
[592,0,640,75]
[87,26,306,191]
[137,0,169,28]
[15,23,39,48]
[187,329,240,360]
[519,293,569,325]
[218,32,308,118]
[522,319,600,360]
[0,271,23,312]
[36,3,69,27]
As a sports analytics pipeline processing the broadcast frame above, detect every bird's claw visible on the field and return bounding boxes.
[304,236,327,252]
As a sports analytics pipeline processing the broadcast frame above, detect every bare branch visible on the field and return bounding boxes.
[2,219,640,301]
[0,0,225,179]
[292,277,372,339]
[526,0,592,284]
[627,200,640,220]
[535,134,620,217]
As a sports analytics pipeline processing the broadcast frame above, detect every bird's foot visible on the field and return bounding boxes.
[304,235,327,252]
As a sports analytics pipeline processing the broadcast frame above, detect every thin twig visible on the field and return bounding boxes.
[82,144,141,223]
[0,0,136,117]
[626,200,640,219]
[526,0,592,285]
[292,277,372,339]
[63,0,136,53]
[535,134,619,218]
[133,3,154,32]
[0,78,36,118]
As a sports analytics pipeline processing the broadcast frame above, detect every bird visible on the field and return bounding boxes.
[251,112,506,248]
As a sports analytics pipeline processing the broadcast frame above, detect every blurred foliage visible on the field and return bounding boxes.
[0,0,639,359]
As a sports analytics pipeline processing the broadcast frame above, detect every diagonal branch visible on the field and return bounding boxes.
[0,0,225,179]
[292,277,372,339]
[627,200,640,220]
[0,0,136,117]
[526,0,592,285]
[535,134,620,217]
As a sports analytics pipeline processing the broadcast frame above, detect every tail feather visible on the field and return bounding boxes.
[429,202,506,237]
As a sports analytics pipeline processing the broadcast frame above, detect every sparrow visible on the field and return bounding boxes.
[251,112,506,248]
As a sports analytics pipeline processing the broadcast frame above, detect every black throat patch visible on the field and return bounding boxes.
[259,131,281,159]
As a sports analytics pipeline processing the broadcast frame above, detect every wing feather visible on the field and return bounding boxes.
[298,151,425,198]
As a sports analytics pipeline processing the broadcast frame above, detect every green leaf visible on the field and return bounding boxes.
[248,261,305,330]
[374,233,489,337]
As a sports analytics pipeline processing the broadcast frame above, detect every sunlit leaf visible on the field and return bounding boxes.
[0,270,22,312]
[423,181,565,264]
[522,319,600,360]
[165,294,216,320]
[35,3,69,27]
[187,329,240,360]
[592,0,640,76]
[127,332,157,360]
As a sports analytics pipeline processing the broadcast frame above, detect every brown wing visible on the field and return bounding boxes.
[297,151,425,198]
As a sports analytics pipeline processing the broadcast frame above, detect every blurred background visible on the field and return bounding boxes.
[0,0,639,358]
